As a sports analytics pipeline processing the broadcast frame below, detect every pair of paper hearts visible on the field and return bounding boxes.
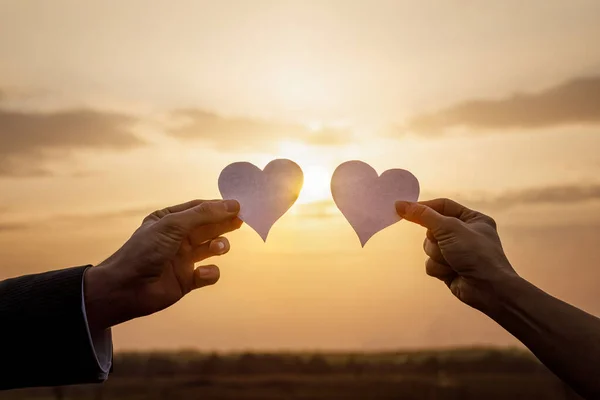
[218,159,419,246]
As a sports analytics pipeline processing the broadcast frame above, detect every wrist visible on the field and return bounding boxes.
[482,271,530,320]
[84,262,134,332]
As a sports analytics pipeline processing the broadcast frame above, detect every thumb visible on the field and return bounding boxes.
[396,201,448,231]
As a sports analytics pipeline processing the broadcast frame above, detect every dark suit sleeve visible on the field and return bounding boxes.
[0,265,111,390]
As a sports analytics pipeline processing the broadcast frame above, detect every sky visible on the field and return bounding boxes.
[1,0,600,351]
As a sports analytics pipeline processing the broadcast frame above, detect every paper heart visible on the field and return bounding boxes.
[331,160,420,247]
[218,159,304,241]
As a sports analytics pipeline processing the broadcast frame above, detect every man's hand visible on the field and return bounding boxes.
[84,199,242,332]
[396,198,519,314]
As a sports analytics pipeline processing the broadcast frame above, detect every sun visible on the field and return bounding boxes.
[298,164,333,204]
[276,141,334,205]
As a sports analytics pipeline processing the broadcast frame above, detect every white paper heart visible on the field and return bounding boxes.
[218,159,304,241]
[331,160,420,247]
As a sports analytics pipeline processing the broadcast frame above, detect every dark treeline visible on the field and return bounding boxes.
[7,348,582,400]
[112,347,546,377]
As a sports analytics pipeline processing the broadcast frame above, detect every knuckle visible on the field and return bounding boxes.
[430,197,447,204]
[425,259,438,277]
[160,213,182,229]
[426,229,436,241]
[189,199,204,207]
[483,215,497,229]
[197,201,215,214]
[409,204,426,219]
[423,239,436,258]
[443,217,463,232]
[143,209,162,222]
[438,198,453,210]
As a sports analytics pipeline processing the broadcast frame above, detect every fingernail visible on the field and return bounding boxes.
[395,201,410,215]
[214,240,226,253]
[198,266,214,278]
[224,199,240,212]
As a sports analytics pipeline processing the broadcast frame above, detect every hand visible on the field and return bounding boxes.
[84,199,242,331]
[395,198,519,314]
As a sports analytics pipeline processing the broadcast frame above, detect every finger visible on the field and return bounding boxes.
[426,229,437,243]
[186,200,240,227]
[418,198,477,222]
[162,200,240,233]
[192,237,230,263]
[396,201,450,232]
[425,258,456,287]
[164,199,211,214]
[189,217,243,246]
[423,237,445,263]
[193,264,220,289]
[144,199,211,223]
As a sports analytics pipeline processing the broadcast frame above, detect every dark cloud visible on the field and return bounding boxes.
[169,109,353,150]
[407,76,600,134]
[0,222,30,232]
[0,159,52,177]
[55,206,152,223]
[0,205,151,234]
[0,107,144,176]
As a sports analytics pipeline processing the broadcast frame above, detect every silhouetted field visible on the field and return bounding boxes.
[5,348,583,399]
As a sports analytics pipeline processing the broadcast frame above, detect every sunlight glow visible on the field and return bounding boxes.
[298,164,332,204]
[276,141,334,205]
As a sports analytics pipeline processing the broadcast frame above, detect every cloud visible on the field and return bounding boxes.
[302,127,352,146]
[0,222,30,232]
[54,206,152,223]
[407,76,600,134]
[169,109,353,150]
[464,183,600,211]
[0,107,145,176]
[0,205,152,235]
[2,184,600,233]
[294,200,339,219]
[284,184,600,220]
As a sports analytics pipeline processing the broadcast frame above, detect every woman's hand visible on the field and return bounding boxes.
[396,198,518,314]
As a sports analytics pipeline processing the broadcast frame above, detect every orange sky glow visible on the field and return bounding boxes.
[1,0,600,352]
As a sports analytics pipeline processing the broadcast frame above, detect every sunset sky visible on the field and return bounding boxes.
[1,0,600,351]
